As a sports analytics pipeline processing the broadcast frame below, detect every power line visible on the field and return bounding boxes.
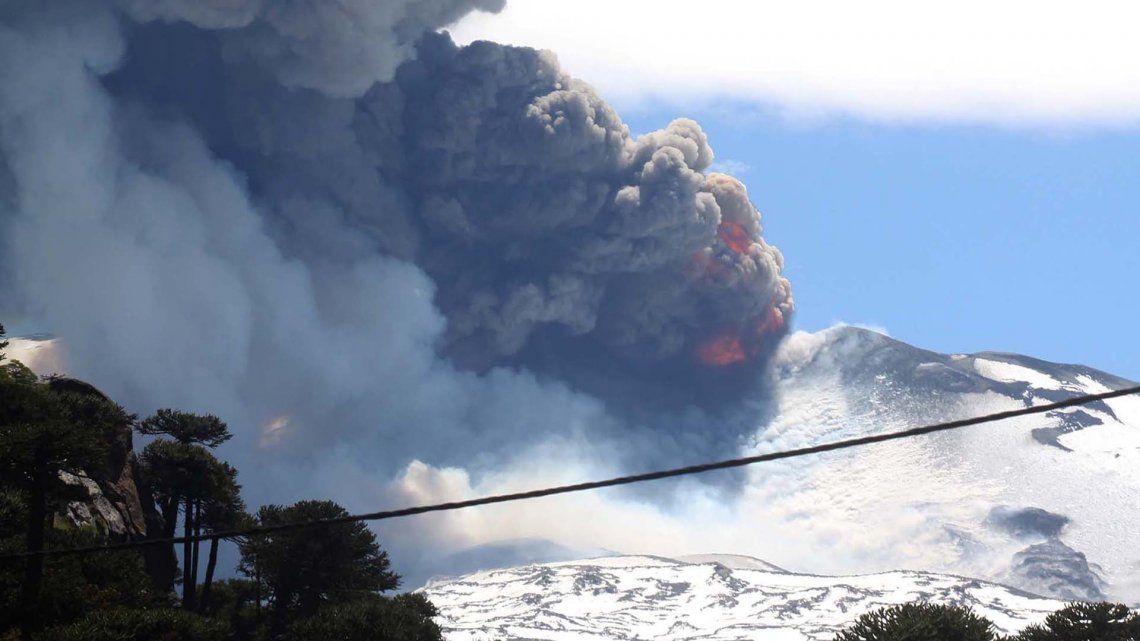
[3,384,1139,562]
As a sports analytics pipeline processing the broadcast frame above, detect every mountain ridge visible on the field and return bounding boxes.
[420,553,1068,641]
[410,325,1140,604]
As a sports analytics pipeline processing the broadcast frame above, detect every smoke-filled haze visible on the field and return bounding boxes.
[0,0,797,576]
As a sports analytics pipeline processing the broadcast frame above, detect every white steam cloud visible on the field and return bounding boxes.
[451,0,1140,126]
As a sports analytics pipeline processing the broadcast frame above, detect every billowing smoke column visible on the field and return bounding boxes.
[228,31,794,384]
[0,0,793,488]
[403,38,794,377]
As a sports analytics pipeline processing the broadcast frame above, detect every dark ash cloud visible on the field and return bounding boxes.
[0,0,793,506]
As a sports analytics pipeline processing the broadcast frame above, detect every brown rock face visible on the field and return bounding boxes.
[48,378,148,536]
[48,377,176,590]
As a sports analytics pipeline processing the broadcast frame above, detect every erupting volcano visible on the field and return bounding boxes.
[0,4,795,451]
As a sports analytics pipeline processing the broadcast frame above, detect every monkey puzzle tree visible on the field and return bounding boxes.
[239,500,400,634]
[138,440,225,609]
[140,440,206,604]
[138,409,232,448]
[196,459,246,612]
[834,602,998,641]
[1013,602,1140,641]
[0,373,133,632]
[137,409,235,609]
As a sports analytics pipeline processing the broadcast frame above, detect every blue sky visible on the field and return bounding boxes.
[626,110,1140,379]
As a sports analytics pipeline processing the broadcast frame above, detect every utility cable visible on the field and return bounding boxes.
[3,384,1138,562]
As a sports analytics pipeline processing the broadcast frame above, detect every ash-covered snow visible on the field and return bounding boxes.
[973,358,1067,390]
[754,326,1140,603]
[421,554,1064,641]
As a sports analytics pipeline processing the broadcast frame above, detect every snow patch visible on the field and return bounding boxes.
[974,358,1065,390]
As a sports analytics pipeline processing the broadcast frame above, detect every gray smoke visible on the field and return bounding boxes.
[226,32,794,383]
[0,0,793,506]
[117,0,506,95]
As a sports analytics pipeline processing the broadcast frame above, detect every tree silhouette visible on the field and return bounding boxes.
[0,373,133,633]
[1013,602,1140,641]
[196,460,246,612]
[283,593,443,641]
[240,500,400,634]
[40,608,225,641]
[138,409,232,448]
[137,409,236,609]
[835,602,998,641]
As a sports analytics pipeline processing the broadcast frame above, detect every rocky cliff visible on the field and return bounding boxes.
[44,377,174,588]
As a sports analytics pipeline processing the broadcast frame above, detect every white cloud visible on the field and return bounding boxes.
[374,435,989,583]
[450,0,1140,126]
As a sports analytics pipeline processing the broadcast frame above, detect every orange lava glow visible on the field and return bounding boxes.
[717,221,752,254]
[696,332,749,366]
[696,307,786,368]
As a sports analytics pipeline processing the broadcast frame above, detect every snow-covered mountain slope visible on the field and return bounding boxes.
[417,327,1138,604]
[753,326,1140,602]
[421,554,1065,641]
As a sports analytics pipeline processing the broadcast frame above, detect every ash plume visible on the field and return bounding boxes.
[220,32,795,399]
[0,0,793,501]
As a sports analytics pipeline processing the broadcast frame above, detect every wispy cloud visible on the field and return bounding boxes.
[709,159,753,176]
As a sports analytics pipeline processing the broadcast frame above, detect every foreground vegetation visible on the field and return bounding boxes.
[3,323,1138,641]
[0,323,440,640]
[836,598,1140,640]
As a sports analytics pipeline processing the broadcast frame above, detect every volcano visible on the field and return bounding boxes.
[754,325,1139,602]
[407,325,1140,604]
[11,326,1140,605]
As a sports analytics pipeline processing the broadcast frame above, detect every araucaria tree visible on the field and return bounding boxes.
[0,323,438,640]
[0,326,440,634]
[196,460,246,612]
[239,500,400,633]
[1013,602,1140,641]
[834,602,998,641]
[137,409,240,609]
[138,409,232,448]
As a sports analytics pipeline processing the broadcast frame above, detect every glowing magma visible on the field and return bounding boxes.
[717,221,752,255]
[695,308,786,367]
[695,332,749,366]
